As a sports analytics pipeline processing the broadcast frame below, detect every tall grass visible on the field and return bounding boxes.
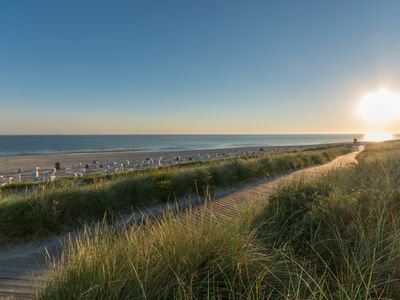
[0,145,350,245]
[40,208,276,299]
[38,141,400,299]
[0,145,349,199]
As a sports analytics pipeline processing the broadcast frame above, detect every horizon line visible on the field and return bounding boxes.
[0,132,377,136]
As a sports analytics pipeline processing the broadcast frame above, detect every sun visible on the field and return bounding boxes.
[358,89,400,124]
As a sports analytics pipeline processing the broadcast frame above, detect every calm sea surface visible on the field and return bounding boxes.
[0,134,372,157]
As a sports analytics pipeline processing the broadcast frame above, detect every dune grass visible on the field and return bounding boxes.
[0,145,350,245]
[0,145,349,199]
[38,140,400,299]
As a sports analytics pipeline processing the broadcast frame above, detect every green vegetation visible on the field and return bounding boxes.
[0,145,349,199]
[38,141,400,299]
[0,146,349,245]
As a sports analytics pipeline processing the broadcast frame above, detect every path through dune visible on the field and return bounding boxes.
[0,146,363,299]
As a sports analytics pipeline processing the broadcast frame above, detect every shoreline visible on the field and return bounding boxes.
[0,142,350,181]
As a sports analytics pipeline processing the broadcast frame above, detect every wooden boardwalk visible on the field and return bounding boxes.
[0,147,362,299]
[198,147,362,221]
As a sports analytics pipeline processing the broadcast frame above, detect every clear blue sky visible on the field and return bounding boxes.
[1,0,400,134]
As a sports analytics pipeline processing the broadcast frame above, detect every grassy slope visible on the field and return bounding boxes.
[0,145,350,245]
[0,145,349,198]
[38,141,400,299]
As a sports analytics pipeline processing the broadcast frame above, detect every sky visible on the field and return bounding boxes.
[1,0,400,134]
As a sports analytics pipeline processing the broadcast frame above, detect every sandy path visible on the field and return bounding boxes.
[201,146,362,222]
[0,147,363,299]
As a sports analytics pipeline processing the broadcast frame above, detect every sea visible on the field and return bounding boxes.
[0,134,375,157]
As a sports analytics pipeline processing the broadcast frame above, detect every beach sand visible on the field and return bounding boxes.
[0,144,343,179]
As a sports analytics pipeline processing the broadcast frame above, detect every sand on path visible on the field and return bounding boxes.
[0,146,363,299]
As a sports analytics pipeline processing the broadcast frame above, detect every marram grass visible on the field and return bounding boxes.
[38,140,400,299]
[39,207,277,299]
[0,145,350,244]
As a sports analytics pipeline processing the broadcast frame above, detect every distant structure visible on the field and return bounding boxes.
[353,137,358,145]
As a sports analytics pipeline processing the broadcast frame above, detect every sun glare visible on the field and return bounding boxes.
[358,90,400,124]
[363,133,394,142]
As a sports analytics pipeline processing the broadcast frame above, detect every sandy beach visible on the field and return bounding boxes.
[0,143,343,181]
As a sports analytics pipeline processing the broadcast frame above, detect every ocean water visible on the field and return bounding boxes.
[0,134,367,157]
